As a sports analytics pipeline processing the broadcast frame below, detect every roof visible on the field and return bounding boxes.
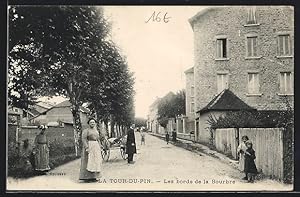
[29,100,90,120]
[197,89,256,114]
[189,7,219,28]
[184,67,194,74]
[52,100,90,113]
[35,101,55,109]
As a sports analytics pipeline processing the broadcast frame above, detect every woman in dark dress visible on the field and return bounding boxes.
[33,125,50,173]
[126,124,137,164]
[244,140,258,183]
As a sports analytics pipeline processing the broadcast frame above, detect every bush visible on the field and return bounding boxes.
[7,142,34,178]
[8,138,78,179]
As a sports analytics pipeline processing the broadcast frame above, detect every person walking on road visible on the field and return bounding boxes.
[172,129,177,142]
[79,118,102,183]
[237,135,249,180]
[166,132,170,144]
[140,129,146,145]
[32,125,50,174]
[126,124,137,164]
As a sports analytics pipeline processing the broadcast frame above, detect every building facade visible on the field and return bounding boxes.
[147,98,161,134]
[189,6,294,143]
[184,67,195,134]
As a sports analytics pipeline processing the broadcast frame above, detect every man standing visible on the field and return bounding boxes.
[126,124,137,164]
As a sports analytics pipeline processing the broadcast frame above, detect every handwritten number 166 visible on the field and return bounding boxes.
[145,11,171,23]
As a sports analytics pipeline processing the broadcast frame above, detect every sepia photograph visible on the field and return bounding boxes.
[6,5,294,192]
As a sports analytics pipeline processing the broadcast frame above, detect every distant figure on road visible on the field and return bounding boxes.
[79,118,102,183]
[126,124,137,164]
[244,140,258,183]
[237,135,249,180]
[140,129,146,145]
[33,124,50,173]
[166,132,170,144]
[172,129,177,142]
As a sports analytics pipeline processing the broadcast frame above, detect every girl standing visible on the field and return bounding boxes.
[79,118,102,182]
[244,140,258,183]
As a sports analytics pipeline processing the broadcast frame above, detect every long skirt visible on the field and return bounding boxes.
[34,144,50,171]
[79,141,102,180]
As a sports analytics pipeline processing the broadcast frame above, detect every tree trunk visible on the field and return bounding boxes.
[71,103,82,157]
[104,121,109,137]
[110,120,115,138]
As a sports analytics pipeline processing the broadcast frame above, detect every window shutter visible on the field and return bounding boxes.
[278,36,284,56]
[248,74,254,94]
[286,73,291,94]
[224,74,229,89]
[216,40,221,58]
[284,35,290,55]
[247,38,252,57]
[253,37,257,57]
[254,73,259,93]
[217,74,221,93]
[279,73,285,94]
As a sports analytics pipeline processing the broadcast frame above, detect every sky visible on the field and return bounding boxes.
[104,6,206,118]
[39,6,207,118]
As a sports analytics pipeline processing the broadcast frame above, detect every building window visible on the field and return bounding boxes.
[14,108,18,112]
[191,86,194,97]
[217,74,229,93]
[248,73,260,94]
[246,36,258,57]
[280,72,293,95]
[246,7,257,25]
[216,38,227,59]
[190,102,195,113]
[278,34,291,56]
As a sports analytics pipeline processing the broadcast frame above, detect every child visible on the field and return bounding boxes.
[244,140,258,183]
[166,132,170,144]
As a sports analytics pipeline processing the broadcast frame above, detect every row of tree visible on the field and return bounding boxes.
[157,90,186,128]
[8,6,135,155]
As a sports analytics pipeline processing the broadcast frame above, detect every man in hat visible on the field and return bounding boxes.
[126,124,137,164]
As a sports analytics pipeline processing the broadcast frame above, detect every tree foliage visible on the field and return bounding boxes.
[9,6,135,151]
[134,117,147,128]
[157,90,186,128]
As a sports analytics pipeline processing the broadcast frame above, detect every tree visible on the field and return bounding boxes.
[84,43,135,137]
[134,117,147,128]
[157,90,186,128]
[9,6,113,155]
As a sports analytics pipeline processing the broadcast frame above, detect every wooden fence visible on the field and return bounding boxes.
[214,128,238,159]
[239,128,284,180]
[215,128,285,180]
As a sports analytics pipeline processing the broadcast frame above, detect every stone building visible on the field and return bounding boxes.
[147,97,161,134]
[184,67,195,133]
[189,6,294,144]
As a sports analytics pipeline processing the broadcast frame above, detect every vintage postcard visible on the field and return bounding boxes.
[7,5,294,192]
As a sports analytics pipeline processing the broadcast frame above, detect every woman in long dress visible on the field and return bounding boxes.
[237,135,249,180]
[33,124,50,173]
[79,118,102,182]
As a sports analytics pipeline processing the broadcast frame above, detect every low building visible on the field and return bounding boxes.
[30,100,90,128]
